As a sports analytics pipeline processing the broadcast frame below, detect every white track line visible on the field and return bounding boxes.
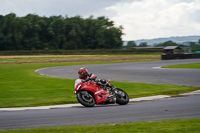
[1,91,200,111]
[0,95,170,111]
[152,66,162,69]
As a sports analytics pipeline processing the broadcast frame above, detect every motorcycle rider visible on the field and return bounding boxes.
[78,67,96,81]
[75,68,128,106]
[78,67,113,90]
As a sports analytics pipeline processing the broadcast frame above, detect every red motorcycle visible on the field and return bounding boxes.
[74,78,129,107]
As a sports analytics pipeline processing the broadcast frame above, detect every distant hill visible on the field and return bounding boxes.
[124,35,200,46]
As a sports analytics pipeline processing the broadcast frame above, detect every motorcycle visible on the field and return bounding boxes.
[74,78,129,107]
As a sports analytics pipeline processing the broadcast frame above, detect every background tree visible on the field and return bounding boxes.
[0,13,124,51]
[126,41,137,48]
[138,42,148,47]
[190,41,200,51]
[156,40,177,47]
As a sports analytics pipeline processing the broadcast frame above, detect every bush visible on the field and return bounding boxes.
[0,49,162,55]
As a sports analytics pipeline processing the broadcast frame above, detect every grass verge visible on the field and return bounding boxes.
[0,54,160,64]
[0,119,200,133]
[0,59,199,108]
[162,63,200,69]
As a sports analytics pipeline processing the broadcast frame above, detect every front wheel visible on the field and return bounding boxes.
[115,88,129,105]
[77,91,95,107]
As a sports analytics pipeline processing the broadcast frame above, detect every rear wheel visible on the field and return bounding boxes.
[77,91,95,107]
[115,88,129,105]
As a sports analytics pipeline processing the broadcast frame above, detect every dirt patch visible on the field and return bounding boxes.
[0,57,160,64]
[0,55,95,59]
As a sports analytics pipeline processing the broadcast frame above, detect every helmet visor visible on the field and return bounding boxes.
[78,73,83,78]
[78,73,86,79]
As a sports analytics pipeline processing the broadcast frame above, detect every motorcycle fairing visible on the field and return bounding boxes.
[75,81,112,104]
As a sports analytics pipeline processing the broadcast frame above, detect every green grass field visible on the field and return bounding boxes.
[162,63,200,69]
[0,119,200,133]
[0,55,199,107]
[0,55,200,132]
[0,54,160,64]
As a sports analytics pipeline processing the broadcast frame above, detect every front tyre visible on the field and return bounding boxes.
[77,91,95,107]
[115,88,129,105]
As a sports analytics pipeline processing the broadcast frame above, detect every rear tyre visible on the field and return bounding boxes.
[77,91,95,107]
[115,88,129,105]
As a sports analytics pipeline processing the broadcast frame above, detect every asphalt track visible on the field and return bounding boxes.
[1,59,200,130]
[37,59,200,86]
[0,95,200,130]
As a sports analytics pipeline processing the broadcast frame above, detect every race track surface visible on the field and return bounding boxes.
[1,59,200,130]
[1,95,200,129]
[37,59,200,86]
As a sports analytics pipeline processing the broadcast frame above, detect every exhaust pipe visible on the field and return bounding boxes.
[106,95,116,104]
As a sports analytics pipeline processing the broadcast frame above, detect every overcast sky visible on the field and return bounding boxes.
[1,0,200,40]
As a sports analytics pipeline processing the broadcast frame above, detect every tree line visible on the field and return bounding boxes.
[125,41,148,48]
[0,13,123,51]
[125,40,200,51]
[156,40,200,51]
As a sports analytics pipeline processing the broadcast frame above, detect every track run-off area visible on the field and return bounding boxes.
[0,59,200,129]
[37,59,200,86]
